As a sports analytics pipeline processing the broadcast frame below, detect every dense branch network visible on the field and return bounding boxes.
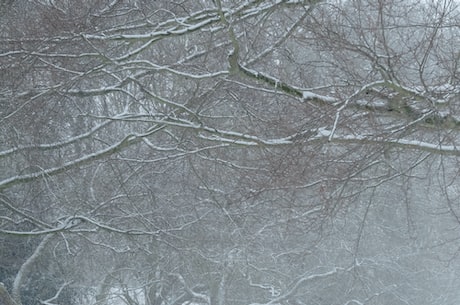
[1,1,460,305]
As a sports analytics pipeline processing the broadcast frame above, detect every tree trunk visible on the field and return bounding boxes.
[12,234,53,305]
[0,283,19,305]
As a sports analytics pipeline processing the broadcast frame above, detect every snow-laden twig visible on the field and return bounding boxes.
[314,128,460,155]
[39,281,71,305]
[0,120,112,158]
[0,196,52,230]
[84,14,220,41]
[0,216,86,236]
[0,130,148,191]
[248,266,353,305]
[124,59,228,79]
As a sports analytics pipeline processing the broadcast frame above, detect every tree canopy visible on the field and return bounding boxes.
[1,0,460,305]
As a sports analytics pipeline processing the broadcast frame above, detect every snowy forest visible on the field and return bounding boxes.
[1,0,460,304]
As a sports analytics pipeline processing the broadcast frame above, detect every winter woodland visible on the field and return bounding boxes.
[1,0,460,304]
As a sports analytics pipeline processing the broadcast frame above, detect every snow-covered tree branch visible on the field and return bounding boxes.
[1,0,460,304]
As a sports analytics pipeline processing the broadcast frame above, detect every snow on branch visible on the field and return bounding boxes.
[248,266,351,305]
[125,59,228,79]
[84,10,221,41]
[39,281,71,305]
[0,196,53,230]
[314,128,460,156]
[199,122,460,156]
[0,214,160,237]
[0,132,145,191]
[0,216,85,237]
[0,121,112,158]
[72,215,160,236]
[235,61,337,104]
[82,0,309,43]
[2,109,459,195]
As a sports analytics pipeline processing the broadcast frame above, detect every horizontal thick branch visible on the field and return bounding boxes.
[2,114,460,193]
[0,121,112,158]
[0,133,143,191]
